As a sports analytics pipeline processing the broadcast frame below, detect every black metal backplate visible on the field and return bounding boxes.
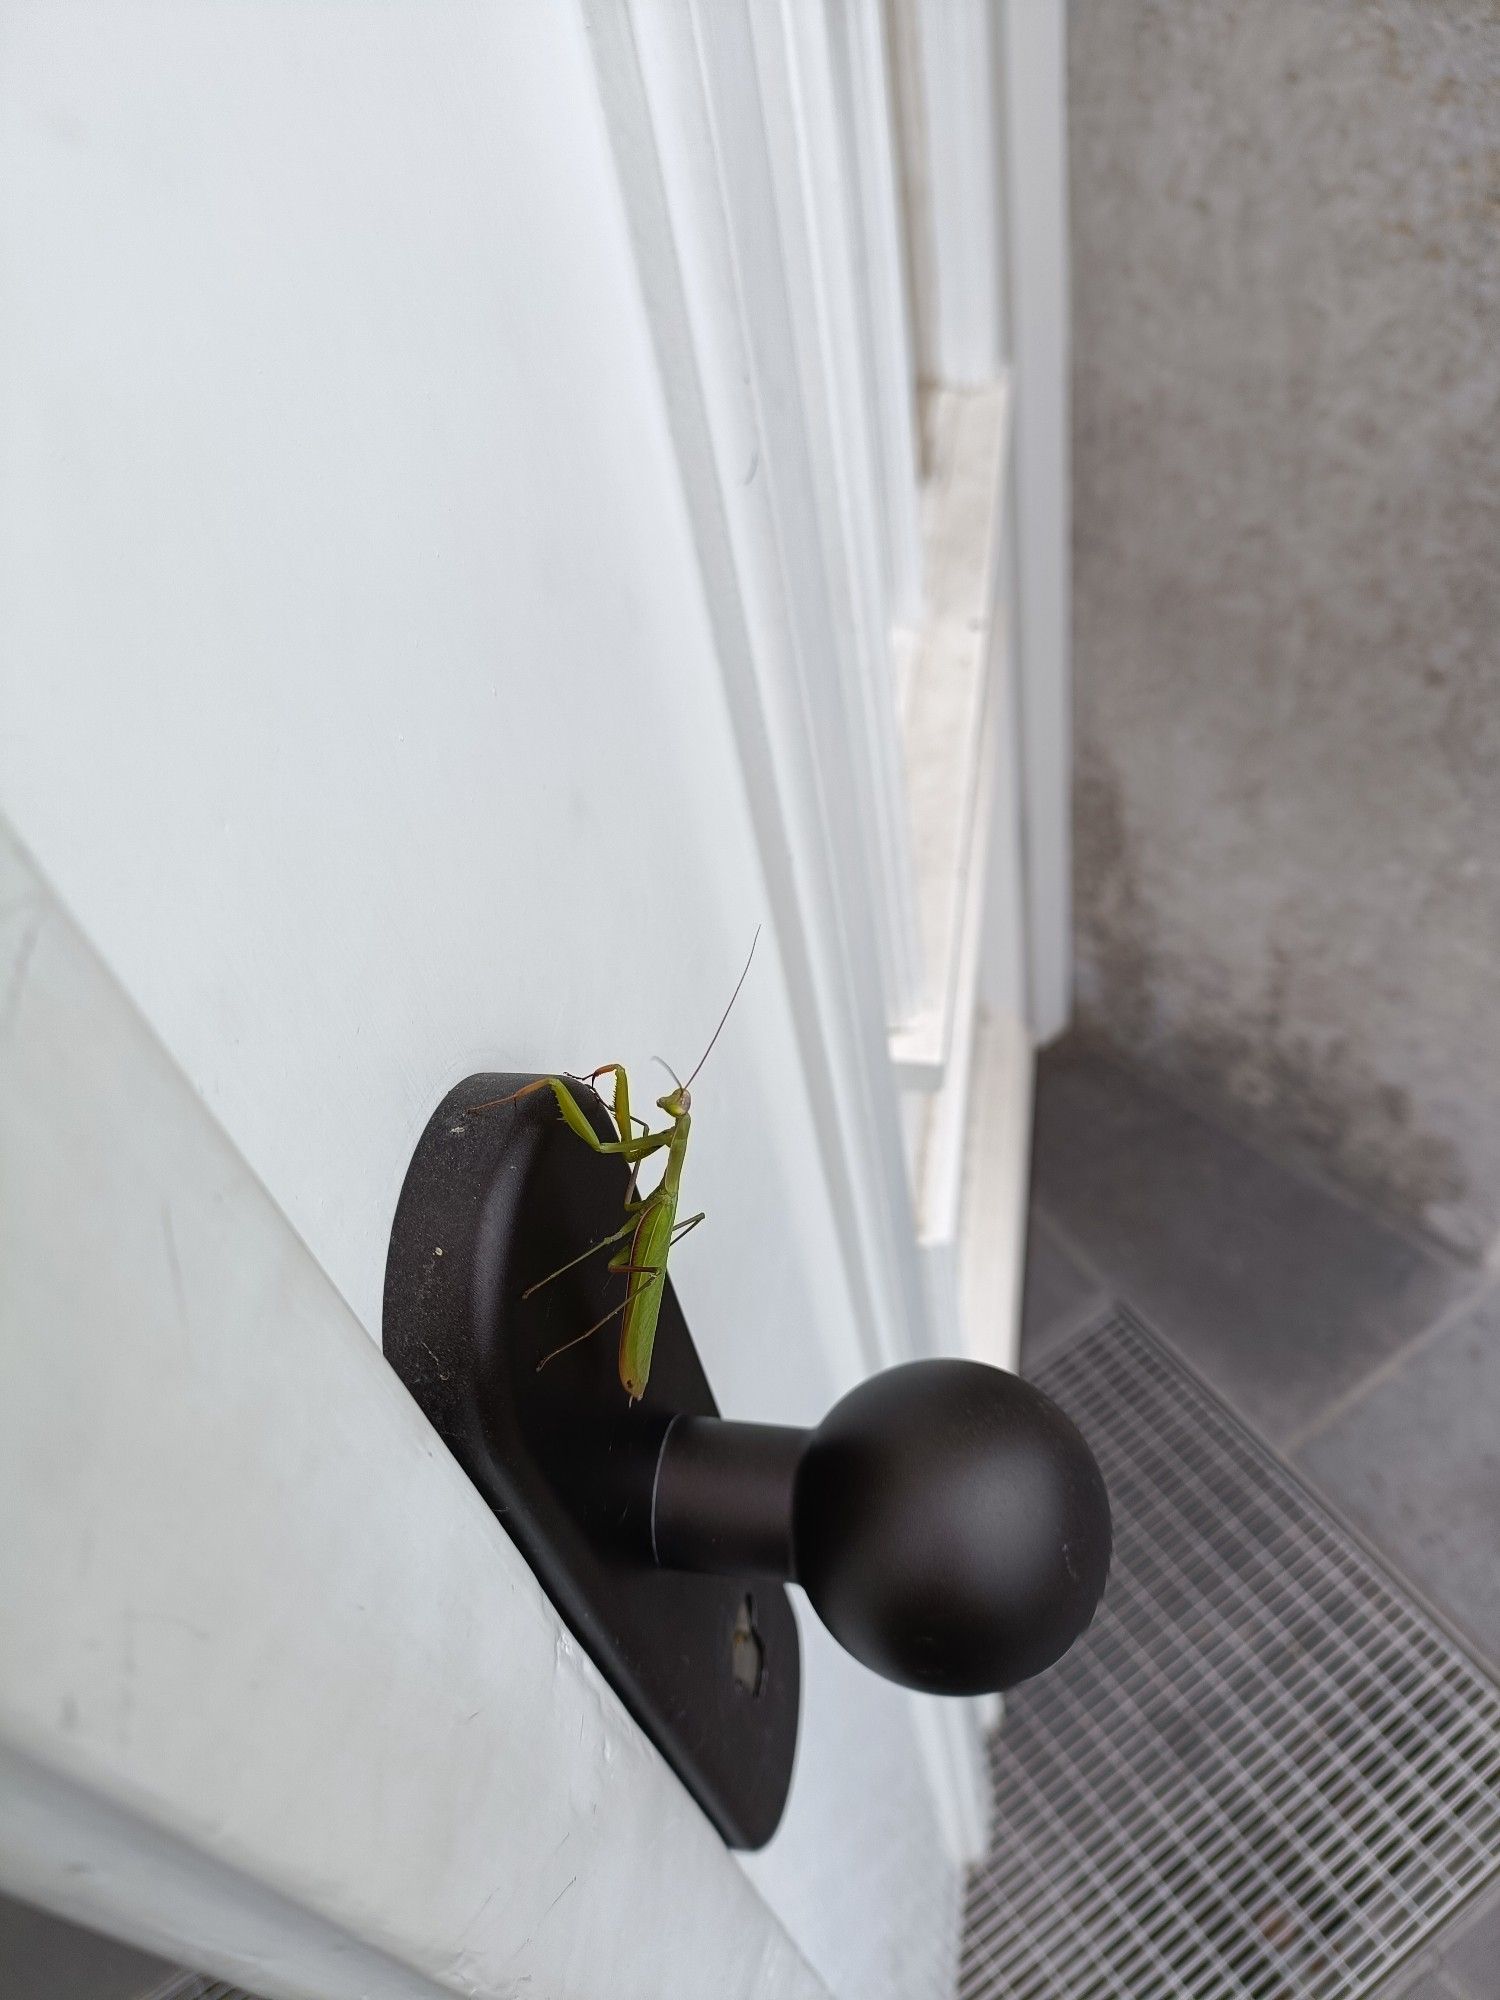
[382,1074,800,1849]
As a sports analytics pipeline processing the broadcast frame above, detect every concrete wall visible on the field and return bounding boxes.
[1067,0,1500,1258]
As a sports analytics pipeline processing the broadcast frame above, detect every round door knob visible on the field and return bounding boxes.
[650,1358,1111,1696]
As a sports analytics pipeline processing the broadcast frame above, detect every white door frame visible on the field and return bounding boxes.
[583,0,1074,1863]
[586,0,936,1388]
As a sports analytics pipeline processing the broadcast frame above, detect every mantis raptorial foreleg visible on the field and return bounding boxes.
[470,1074,669,1165]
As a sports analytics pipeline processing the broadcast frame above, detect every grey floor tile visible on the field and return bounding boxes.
[1028,1040,1475,1445]
[1393,1977,1460,2000]
[1442,1883,1500,1998]
[1018,1208,1108,1368]
[1296,1287,1500,1666]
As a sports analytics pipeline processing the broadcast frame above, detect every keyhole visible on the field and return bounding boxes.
[731,1593,765,1697]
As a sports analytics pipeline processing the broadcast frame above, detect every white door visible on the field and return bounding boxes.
[0,4,1070,1996]
[0,820,835,2000]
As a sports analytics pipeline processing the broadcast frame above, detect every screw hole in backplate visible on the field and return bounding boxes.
[732,1593,766,1697]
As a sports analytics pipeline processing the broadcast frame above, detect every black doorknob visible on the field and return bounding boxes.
[386,1074,1115,1844]
[650,1357,1112,1695]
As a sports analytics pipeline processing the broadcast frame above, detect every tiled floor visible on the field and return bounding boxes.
[1298,1291,1500,1666]
[1364,1884,1500,2000]
[1025,1042,1479,1450]
[1017,1037,1500,2000]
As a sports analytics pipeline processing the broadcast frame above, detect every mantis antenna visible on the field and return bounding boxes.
[681,927,761,1091]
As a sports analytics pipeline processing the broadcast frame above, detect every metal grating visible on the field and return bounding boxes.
[961,1310,1500,2000]
[144,1976,266,2000]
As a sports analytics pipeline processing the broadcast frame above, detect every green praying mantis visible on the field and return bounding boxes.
[469,932,759,1403]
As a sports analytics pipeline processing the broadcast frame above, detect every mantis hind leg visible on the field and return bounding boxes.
[606,1212,705,1278]
[520,1212,640,1298]
[525,1185,680,1297]
[531,1203,691,1366]
[535,1294,634,1373]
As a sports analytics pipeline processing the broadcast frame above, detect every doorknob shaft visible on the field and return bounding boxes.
[652,1417,804,1578]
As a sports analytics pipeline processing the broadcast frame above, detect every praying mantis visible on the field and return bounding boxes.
[469,932,759,1403]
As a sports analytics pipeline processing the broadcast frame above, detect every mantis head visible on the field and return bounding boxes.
[653,1060,690,1118]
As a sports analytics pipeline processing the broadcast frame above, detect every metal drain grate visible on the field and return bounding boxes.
[144,1978,266,2000]
[961,1310,1500,2000]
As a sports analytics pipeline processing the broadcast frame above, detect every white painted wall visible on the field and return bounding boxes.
[0,6,955,1996]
